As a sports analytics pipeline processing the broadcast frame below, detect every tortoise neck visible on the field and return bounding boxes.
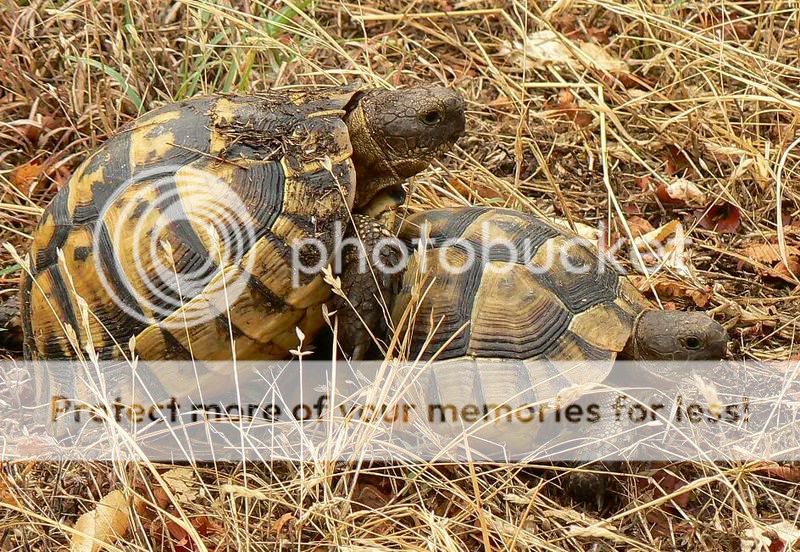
[620,310,648,360]
[344,104,402,208]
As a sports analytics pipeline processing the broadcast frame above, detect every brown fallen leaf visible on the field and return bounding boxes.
[630,275,712,308]
[165,518,191,550]
[741,521,800,552]
[636,468,694,537]
[353,482,392,511]
[577,41,628,73]
[699,10,756,41]
[450,178,504,201]
[508,30,573,66]
[18,115,57,143]
[271,512,297,537]
[770,257,800,283]
[624,216,655,238]
[655,178,707,206]
[544,90,593,128]
[697,202,741,234]
[71,489,146,552]
[9,162,44,196]
[741,243,791,265]
[662,144,693,176]
[506,30,633,85]
[634,175,651,192]
[160,515,224,552]
[0,472,18,508]
[631,220,692,278]
[638,469,691,509]
[737,242,800,283]
[156,467,200,508]
[487,94,515,112]
[752,461,800,483]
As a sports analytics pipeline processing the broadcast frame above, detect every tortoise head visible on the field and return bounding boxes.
[345,86,465,207]
[626,310,729,361]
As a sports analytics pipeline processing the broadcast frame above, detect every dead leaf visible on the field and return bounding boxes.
[577,41,628,73]
[550,217,600,244]
[656,178,707,206]
[191,515,224,537]
[741,521,800,552]
[770,258,800,283]
[450,178,504,200]
[698,202,741,234]
[70,490,146,552]
[544,90,593,128]
[741,244,791,265]
[631,275,712,307]
[0,473,17,508]
[271,512,297,537]
[487,94,515,112]
[635,468,694,536]
[160,467,199,504]
[544,90,594,128]
[353,483,392,511]
[635,175,651,192]
[10,162,43,196]
[631,220,692,277]
[506,30,630,78]
[165,518,190,549]
[624,216,655,238]
[162,515,224,552]
[662,145,693,176]
[752,462,800,483]
[699,11,756,41]
[649,469,691,508]
[511,30,573,65]
[19,115,57,143]
[738,243,800,283]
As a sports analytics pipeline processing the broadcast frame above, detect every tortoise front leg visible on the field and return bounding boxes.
[330,214,403,360]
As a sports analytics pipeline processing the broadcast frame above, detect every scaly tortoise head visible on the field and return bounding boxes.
[345,86,466,207]
[624,310,729,361]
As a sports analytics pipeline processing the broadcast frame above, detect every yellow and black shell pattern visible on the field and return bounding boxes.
[391,207,655,408]
[21,87,364,362]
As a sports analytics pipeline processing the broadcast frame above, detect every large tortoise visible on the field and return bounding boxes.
[17,84,465,364]
[387,207,728,450]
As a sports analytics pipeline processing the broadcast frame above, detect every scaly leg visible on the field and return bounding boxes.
[330,214,403,360]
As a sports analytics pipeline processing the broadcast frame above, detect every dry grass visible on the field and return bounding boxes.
[2,0,800,550]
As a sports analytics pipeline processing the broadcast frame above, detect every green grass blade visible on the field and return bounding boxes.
[69,56,143,111]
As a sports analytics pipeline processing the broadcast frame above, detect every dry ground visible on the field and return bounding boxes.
[2,0,800,550]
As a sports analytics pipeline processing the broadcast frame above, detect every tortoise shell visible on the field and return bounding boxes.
[391,207,655,410]
[20,87,367,362]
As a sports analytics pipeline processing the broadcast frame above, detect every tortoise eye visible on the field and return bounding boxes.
[420,109,444,126]
[684,336,702,350]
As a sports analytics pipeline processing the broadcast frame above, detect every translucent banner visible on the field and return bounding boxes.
[1,359,798,462]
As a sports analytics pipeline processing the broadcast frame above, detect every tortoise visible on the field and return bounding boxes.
[16,84,465,368]
[386,207,729,451]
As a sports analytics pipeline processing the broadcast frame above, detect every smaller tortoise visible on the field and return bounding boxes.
[392,207,728,363]
[388,207,728,446]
